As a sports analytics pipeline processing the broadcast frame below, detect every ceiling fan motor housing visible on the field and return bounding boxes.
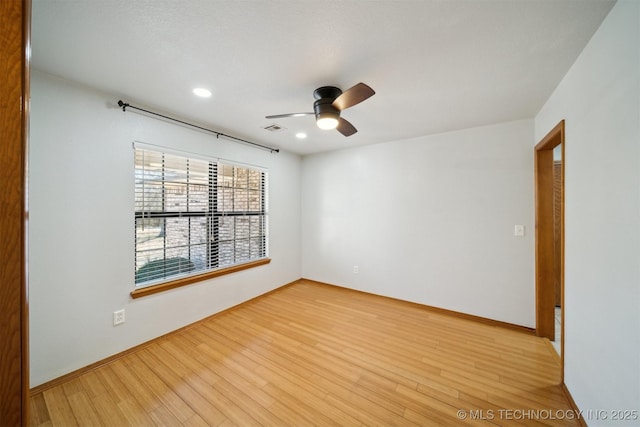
[313,98,340,120]
[313,86,342,100]
[313,86,342,122]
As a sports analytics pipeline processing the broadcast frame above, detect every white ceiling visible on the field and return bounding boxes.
[32,0,615,156]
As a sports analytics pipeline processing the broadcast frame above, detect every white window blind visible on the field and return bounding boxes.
[134,146,268,287]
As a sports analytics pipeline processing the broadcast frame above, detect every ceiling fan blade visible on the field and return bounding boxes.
[265,112,314,119]
[336,117,357,137]
[332,83,375,111]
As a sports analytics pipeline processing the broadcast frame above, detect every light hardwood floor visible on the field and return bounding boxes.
[30,280,580,426]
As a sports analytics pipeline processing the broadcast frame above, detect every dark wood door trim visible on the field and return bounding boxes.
[535,120,565,379]
[0,0,30,425]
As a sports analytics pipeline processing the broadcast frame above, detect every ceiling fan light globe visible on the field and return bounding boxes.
[316,116,339,130]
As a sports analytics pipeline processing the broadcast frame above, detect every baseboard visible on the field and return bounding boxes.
[30,278,302,395]
[561,383,588,427]
[31,276,536,395]
[301,278,536,335]
[542,340,585,426]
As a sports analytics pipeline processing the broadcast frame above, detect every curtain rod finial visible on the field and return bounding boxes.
[117,100,129,111]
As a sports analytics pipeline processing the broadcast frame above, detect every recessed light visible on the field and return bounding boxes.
[295,132,307,139]
[193,88,212,98]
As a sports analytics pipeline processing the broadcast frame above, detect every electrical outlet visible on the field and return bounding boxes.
[113,309,125,326]
[353,266,359,274]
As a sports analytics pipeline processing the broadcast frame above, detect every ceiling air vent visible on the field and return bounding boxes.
[263,123,286,132]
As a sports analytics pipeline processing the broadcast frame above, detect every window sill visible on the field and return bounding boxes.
[130,258,271,299]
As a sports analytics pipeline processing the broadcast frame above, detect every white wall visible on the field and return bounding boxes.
[535,0,640,423]
[29,72,302,387]
[301,119,535,327]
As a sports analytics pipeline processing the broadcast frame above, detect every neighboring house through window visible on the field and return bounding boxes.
[134,144,268,287]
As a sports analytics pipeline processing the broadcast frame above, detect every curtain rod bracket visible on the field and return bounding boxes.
[117,100,129,112]
[117,99,279,153]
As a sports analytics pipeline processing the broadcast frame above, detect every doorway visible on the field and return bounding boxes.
[535,120,565,375]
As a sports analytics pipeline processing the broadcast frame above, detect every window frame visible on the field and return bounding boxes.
[131,144,270,299]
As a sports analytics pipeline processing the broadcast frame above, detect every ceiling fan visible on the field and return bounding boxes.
[265,82,375,137]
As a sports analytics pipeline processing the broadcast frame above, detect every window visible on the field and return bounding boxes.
[134,145,268,290]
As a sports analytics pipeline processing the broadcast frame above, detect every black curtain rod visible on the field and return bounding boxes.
[117,100,279,154]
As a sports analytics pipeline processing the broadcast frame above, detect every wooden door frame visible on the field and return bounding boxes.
[0,0,30,425]
[535,120,565,376]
